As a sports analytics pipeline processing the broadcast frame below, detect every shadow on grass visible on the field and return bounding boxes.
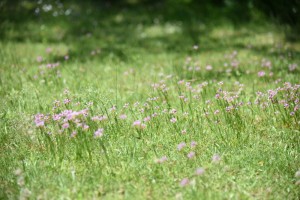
[0,0,299,65]
[1,0,299,91]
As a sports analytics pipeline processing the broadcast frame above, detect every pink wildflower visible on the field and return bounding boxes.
[156,156,167,164]
[187,151,195,159]
[212,154,221,163]
[177,142,186,151]
[152,112,158,118]
[35,120,45,127]
[36,56,43,62]
[206,65,213,71]
[169,109,177,114]
[144,116,151,122]
[290,112,295,116]
[70,131,77,138]
[214,110,220,115]
[178,80,185,85]
[83,124,89,131]
[119,114,127,120]
[110,105,116,112]
[195,168,205,176]
[46,63,53,68]
[46,47,52,53]
[62,123,69,129]
[170,117,177,123]
[190,141,197,148]
[94,128,104,138]
[92,116,101,121]
[34,114,45,127]
[101,115,108,120]
[64,99,71,104]
[289,63,297,71]
[123,103,129,108]
[133,120,146,129]
[258,71,265,77]
[180,178,190,187]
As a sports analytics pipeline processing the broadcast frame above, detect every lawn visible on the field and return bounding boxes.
[0,1,299,199]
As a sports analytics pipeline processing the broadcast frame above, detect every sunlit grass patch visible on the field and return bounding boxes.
[0,1,300,199]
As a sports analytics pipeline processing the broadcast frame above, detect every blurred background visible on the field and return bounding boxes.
[0,0,299,63]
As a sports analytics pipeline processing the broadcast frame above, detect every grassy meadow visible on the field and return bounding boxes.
[0,1,300,199]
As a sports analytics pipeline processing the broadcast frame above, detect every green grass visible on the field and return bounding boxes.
[0,1,300,199]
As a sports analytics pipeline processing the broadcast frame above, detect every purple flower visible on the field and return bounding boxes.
[92,115,107,121]
[94,128,104,138]
[178,80,185,85]
[169,109,177,114]
[36,56,43,62]
[46,47,52,53]
[289,63,297,71]
[35,120,45,127]
[187,151,195,159]
[170,117,177,123]
[152,112,158,118]
[53,62,60,68]
[258,71,265,77]
[215,93,221,99]
[262,60,272,69]
[70,131,77,138]
[34,114,45,127]
[92,116,101,121]
[214,110,220,115]
[190,141,197,148]
[290,112,295,116]
[180,178,190,187]
[268,90,277,100]
[144,116,151,122]
[206,65,213,71]
[62,123,69,129]
[177,142,186,151]
[195,168,205,176]
[212,154,221,163]
[119,114,127,120]
[101,115,108,120]
[155,156,167,164]
[76,123,82,128]
[133,120,146,129]
[53,114,61,121]
[64,99,71,104]
[231,60,239,68]
[83,124,89,131]
[133,120,141,126]
[46,63,53,68]
[123,103,129,108]
[110,105,116,112]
